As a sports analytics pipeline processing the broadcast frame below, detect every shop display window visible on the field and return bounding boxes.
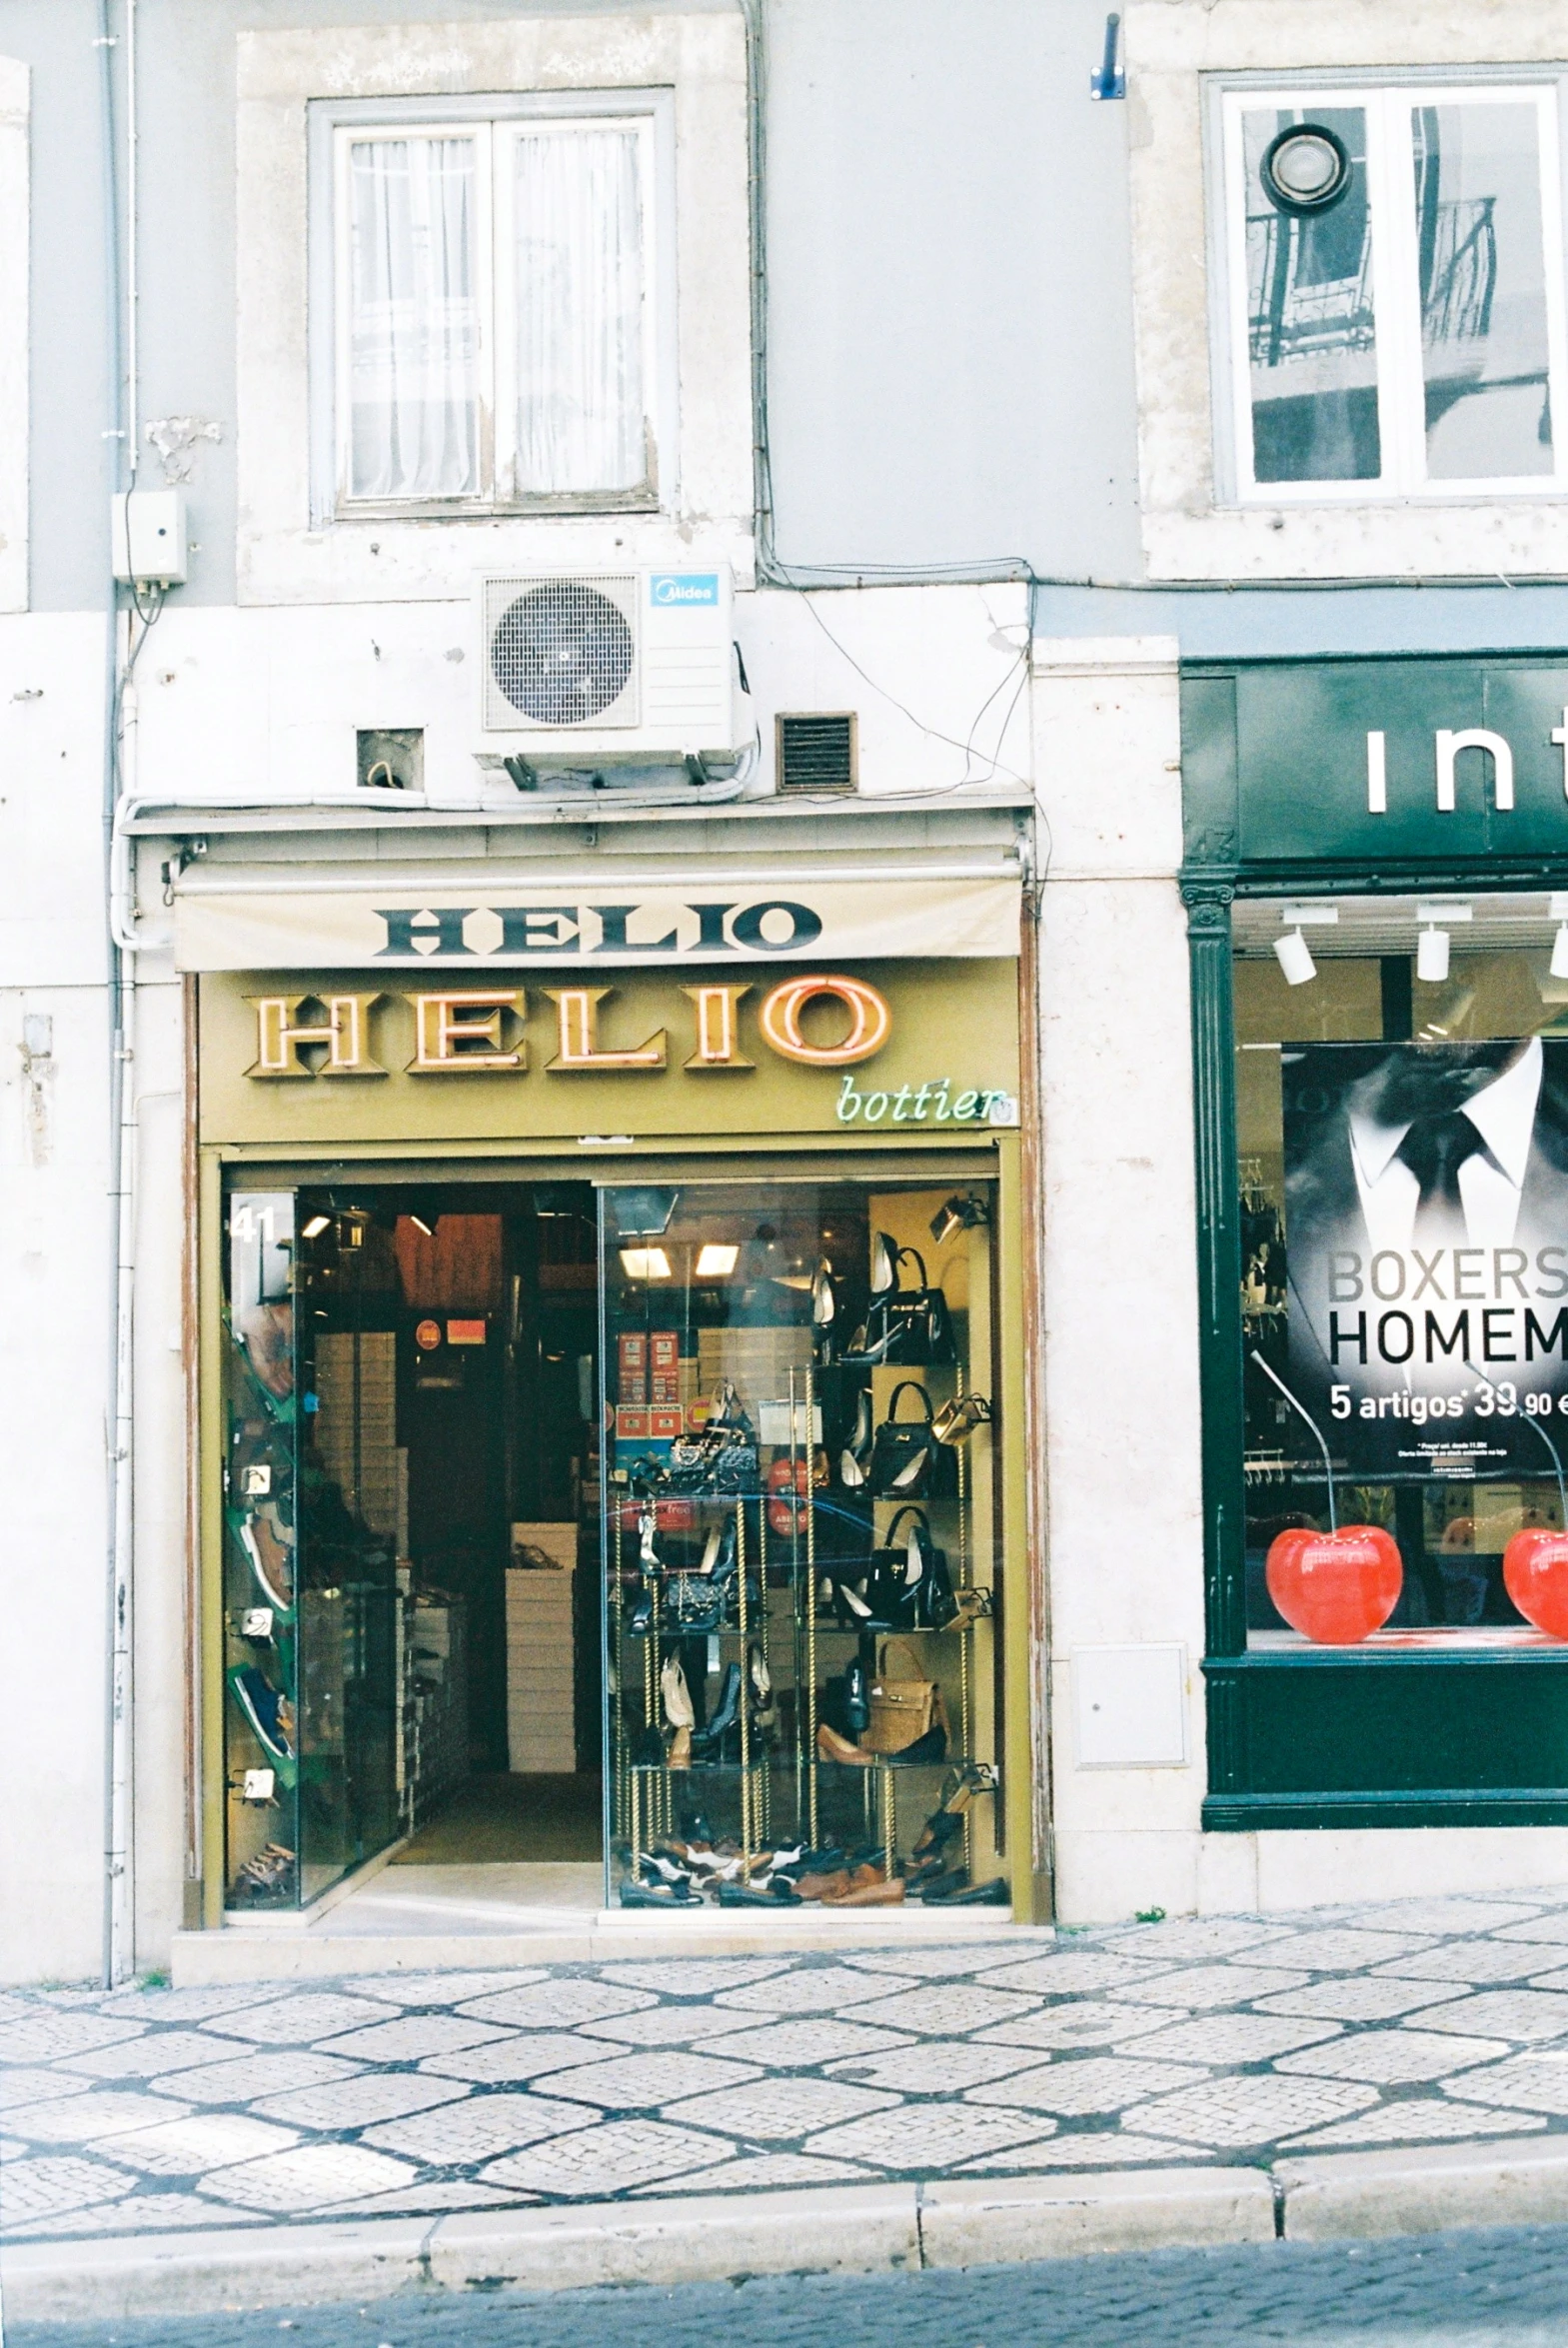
[600,1179,1002,1909]
[1235,897,1568,1650]
[221,1172,1006,1914]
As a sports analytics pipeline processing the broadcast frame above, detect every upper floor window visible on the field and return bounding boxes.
[1218,84,1568,501]
[313,94,675,519]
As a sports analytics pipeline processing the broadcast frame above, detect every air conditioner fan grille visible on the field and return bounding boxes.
[490,580,635,727]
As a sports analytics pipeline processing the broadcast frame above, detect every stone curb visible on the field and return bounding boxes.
[0,2170,1271,2321]
[10,2146,1568,2323]
[170,1915,1051,1987]
[1275,2133,1568,2242]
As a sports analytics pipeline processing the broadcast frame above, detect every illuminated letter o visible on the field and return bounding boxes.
[758,975,891,1067]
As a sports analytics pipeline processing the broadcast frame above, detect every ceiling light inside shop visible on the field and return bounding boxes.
[300,1213,331,1239]
[1417,926,1450,984]
[1274,929,1317,986]
[1272,904,1337,987]
[1415,902,1470,987]
[695,1243,739,1277]
[620,1246,672,1280]
[1550,897,1568,981]
[406,1211,435,1238]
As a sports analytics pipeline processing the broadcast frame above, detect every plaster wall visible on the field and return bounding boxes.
[0,968,111,1982]
[0,616,111,1980]
[114,581,1029,817]
[1030,636,1209,1925]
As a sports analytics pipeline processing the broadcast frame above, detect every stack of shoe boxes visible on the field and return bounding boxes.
[315,1331,400,1535]
[406,1592,469,1823]
[696,1327,812,1421]
[507,1522,578,1771]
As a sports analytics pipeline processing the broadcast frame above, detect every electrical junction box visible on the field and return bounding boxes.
[111,487,188,587]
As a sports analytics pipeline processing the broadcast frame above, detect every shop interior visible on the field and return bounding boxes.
[221,1174,1005,1918]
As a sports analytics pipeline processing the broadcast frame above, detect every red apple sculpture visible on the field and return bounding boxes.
[1265,1524,1403,1645]
[1503,1527,1568,1639]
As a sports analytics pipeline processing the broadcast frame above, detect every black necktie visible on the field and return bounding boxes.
[1396,1110,1486,1241]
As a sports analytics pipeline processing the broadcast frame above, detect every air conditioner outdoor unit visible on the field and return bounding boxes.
[475,565,749,772]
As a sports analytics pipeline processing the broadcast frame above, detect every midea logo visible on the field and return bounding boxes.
[649,572,718,606]
[373,901,822,959]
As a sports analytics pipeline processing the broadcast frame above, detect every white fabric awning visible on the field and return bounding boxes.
[173,866,1022,972]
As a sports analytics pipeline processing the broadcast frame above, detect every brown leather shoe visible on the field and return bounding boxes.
[793,1868,851,1901]
[822,1876,905,1907]
[816,1722,873,1766]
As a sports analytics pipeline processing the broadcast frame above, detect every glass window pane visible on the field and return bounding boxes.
[1235,920,1568,1650]
[600,1181,1001,1908]
[1243,106,1381,483]
[1413,103,1554,480]
[295,1204,406,1903]
[224,1192,301,1909]
[348,136,481,500]
[514,128,647,496]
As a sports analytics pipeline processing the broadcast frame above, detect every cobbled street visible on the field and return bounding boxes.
[10,1891,1568,2237]
[16,2227,1568,2347]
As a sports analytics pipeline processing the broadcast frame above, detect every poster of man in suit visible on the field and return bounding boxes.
[1282,1038,1568,1478]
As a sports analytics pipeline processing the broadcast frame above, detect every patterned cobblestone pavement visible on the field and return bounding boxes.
[9,1890,1568,2242]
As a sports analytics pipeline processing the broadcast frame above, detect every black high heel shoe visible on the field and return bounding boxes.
[812,1256,836,1363]
[819,1569,873,1632]
[838,1389,873,1490]
[627,1582,655,1636]
[702,1518,739,1581]
[690,1661,742,1761]
[844,1656,870,1736]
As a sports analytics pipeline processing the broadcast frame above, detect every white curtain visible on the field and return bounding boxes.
[514,128,647,495]
[348,137,481,500]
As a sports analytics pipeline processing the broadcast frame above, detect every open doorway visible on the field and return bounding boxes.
[223,1179,602,1915]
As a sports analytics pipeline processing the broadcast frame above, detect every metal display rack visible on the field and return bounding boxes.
[605,1260,999,1905]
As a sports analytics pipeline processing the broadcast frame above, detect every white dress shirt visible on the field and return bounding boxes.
[1347,1037,1543,1253]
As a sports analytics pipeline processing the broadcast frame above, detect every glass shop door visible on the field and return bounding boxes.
[222,1190,398,1910]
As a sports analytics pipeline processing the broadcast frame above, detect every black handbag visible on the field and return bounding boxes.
[868,1382,958,1500]
[669,1379,759,1493]
[863,1506,958,1630]
[843,1245,955,1367]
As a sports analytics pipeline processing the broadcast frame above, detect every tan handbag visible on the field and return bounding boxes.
[864,1637,947,1755]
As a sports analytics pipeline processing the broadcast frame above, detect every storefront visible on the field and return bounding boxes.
[179,829,1040,1931]
[1183,654,1568,1837]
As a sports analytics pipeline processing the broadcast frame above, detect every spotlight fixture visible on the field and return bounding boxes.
[1273,903,1338,987]
[1417,926,1449,984]
[1551,895,1568,981]
[695,1242,740,1278]
[1415,901,1471,987]
[300,1213,331,1240]
[619,1246,672,1280]
[930,1192,991,1246]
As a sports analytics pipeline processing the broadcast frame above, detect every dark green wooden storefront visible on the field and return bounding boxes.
[1182,652,1568,1831]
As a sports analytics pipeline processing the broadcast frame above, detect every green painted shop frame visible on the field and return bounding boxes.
[1182,651,1568,1832]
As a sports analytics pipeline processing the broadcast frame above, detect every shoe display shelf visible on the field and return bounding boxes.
[809,1358,997,1891]
[608,1339,1003,1908]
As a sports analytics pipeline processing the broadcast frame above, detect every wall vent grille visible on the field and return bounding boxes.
[776,712,857,796]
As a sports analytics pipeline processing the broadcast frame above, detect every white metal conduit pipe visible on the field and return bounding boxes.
[98,0,136,1992]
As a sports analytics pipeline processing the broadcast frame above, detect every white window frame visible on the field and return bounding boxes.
[1215,78,1568,507]
[310,90,677,526]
